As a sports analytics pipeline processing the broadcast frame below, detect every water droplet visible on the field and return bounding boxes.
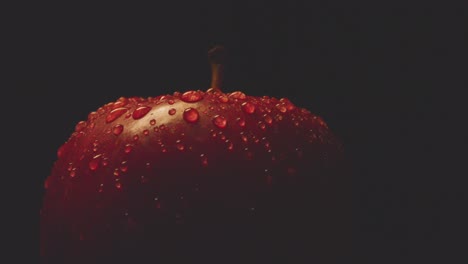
[264,114,273,124]
[229,91,246,100]
[114,168,120,177]
[276,103,287,113]
[143,129,149,136]
[258,121,266,130]
[236,117,246,127]
[115,181,122,189]
[212,115,227,128]
[153,126,159,132]
[106,107,128,123]
[57,144,66,158]
[113,124,124,135]
[183,108,199,123]
[159,124,166,130]
[75,121,87,132]
[149,119,156,126]
[244,148,253,160]
[225,140,233,150]
[69,168,76,178]
[133,135,139,141]
[181,90,204,102]
[168,99,175,105]
[241,102,256,114]
[140,175,148,183]
[168,108,176,115]
[88,111,98,120]
[124,144,133,154]
[175,140,185,151]
[200,154,208,167]
[161,145,167,153]
[120,161,128,172]
[240,133,248,143]
[89,154,102,171]
[98,183,104,193]
[218,95,228,103]
[102,157,109,167]
[132,106,152,119]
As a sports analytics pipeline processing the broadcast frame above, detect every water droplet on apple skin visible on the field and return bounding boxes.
[181,90,204,103]
[183,108,199,123]
[212,115,227,128]
[241,102,255,114]
[132,106,152,119]
[106,107,128,123]
[112,124,124,135]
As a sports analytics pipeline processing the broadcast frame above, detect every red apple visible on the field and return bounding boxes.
[40,46,350,263]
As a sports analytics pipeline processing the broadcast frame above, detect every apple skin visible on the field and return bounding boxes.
[40,89,349,263]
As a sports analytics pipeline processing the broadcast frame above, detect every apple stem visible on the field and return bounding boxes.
[208,45,225,92]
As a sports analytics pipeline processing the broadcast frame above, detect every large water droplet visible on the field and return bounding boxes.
[229,91,246,100]
[241,102,256,114]
[181,90,204,102]
[106,107,128,123]
[149,119,156,126]
[113,124,124,135]
[218,95,228,103]
[168,108,176,115]
[132,106,152,119]
[212,115,227,128]
[183,108,199,123]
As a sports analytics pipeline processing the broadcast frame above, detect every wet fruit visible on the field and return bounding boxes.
[40,46,349,263]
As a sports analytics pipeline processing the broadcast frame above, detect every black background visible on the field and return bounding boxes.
[10,2,467,263]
